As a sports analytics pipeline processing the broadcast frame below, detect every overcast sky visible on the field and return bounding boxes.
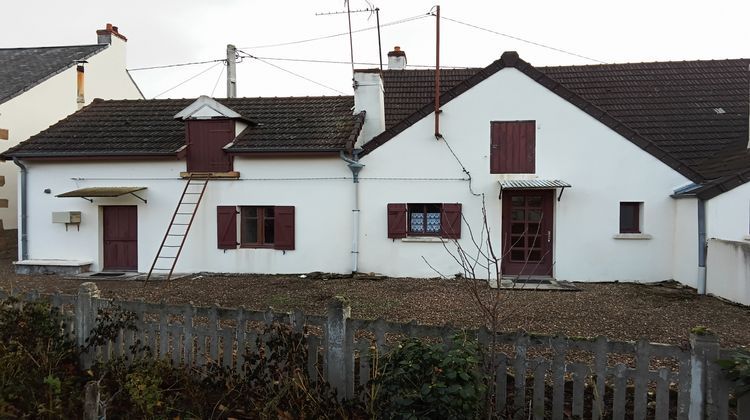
[3,0,749,99]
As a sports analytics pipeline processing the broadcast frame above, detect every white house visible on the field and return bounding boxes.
[0,24,143,231]
[3,49,748,303]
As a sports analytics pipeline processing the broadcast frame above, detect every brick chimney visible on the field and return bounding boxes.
[387,46,407,70]
[96,23,127,45]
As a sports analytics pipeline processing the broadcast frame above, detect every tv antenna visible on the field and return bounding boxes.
[316,1,384,76]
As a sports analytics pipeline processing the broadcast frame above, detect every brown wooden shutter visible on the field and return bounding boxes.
[217,206,238,249]
[387,203,408,239]
[490,121,535,173]
[274,206,295,250]
[441,203,462,239]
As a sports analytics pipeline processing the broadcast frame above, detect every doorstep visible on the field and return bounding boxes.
[491,276,578,291]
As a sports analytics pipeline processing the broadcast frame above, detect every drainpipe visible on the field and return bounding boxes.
[697,198,707,295]
[340,152,364,273]
[13,158,28,260]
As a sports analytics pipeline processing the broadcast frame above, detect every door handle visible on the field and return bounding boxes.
[547,230,551,243]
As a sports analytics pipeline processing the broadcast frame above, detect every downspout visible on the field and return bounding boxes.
[340,152,364,273]
[13,158,28,260]
[697,198,707,294]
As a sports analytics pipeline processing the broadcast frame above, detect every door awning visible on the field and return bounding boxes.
[56,187,147,203]
[498,179,571,201]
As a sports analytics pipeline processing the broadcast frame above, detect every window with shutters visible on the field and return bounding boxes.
[490,121,536,174]
[216,205,294,250]
[388,203,461,239]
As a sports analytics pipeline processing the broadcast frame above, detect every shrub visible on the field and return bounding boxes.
[0,297,83,418]
[373,334,485,420]
[718,350,750,397]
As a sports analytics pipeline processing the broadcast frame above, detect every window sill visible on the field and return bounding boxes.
[612,233,652,240]
[401,236,447,243]
[744,235,750,241]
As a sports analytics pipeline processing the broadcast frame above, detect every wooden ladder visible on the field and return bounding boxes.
[146,177,209,282]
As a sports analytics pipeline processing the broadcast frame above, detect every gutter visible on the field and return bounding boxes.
[340,151,365,273]
[13,158,28,260]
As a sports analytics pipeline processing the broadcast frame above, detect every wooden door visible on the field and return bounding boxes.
[186,119,234,172]
[501,190,554,276]
[103,206,138,271]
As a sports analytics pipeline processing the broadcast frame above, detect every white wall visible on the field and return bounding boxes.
[358,67,691,281]
[706,239,750,306]
[706,181,750,243]
[23,156,354,274]
[0,36,142,230]
[672,197,700,288]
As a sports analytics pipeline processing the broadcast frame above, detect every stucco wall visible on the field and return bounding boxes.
[358,67,691,281]
[23,157,354,274]
[706,181,750,243]
[672,198,700,288]
[706,239,750,306]
[0,37,142,230]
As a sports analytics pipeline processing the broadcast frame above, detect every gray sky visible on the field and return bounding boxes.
[3,0,749,99]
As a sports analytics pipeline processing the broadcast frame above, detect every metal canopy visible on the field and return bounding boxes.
[498,179,571,201]
[56,187,147,203]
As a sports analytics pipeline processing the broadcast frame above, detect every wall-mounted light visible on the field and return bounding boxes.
[43,188,51,194]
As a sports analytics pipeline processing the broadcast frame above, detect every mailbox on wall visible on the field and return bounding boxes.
[52,211,82,230]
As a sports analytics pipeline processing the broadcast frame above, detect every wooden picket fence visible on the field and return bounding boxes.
[2,284,748,419]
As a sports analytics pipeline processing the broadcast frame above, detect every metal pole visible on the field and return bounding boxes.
[226,44,237,98]
[376,8,383,73]
[346,1,356,79]
[434,5,441,137]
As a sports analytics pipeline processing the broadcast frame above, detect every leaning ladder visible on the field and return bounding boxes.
[146,177,209,282]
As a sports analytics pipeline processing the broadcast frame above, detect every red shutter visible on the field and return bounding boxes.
[387,203,408,239]
[217,206,238,249]
[441,203,462,239]
[491,121,535,173]
[274,206,295,250]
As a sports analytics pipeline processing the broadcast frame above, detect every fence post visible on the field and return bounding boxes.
[325,296,351,400]
[83,381,100,420]
[689,331,720,420]
[75,282,100,369]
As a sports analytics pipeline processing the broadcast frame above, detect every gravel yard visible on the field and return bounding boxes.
[1,249,748,349]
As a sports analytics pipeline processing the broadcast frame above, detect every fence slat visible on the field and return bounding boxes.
[655,367,669,419]
[308,335,320,384]
[571,363,587,419]
[495,353,507,416]
[209,305,219,364]
[738,393,750,420]
[551,337,566,420]
[612,363,628,420]
[634,340,650,420]
[222,329,233,368]
[533,360,547,420]
[358,341,371,388]
[513,334,528,420]
[592,336,608,420]
[236,307,246,372]
[183,304,194,367]
[159,306,169,359]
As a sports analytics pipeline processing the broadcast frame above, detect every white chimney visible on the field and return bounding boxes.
[387,46,407,70]
[353,70,386,147]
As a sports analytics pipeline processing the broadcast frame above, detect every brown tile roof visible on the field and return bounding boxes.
[365,53,750,197]
[2,96,363,158]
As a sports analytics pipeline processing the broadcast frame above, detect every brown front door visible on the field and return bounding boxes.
[103,206,138,271]
[186,119,234,172]
[501,190,554,276]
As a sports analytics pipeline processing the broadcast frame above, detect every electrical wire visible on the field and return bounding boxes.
[250,55,470,69]
[441,15,607,64]
[239,13,430,49]
[152,62,222,99]
[211,63,226,97]
[237,50,347,95]
[129,59,225,72]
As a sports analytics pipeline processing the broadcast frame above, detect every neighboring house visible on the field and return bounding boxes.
[0,24,143,231]
[2,48,748,303]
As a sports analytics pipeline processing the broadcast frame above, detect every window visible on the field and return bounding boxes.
[387,203,461,239]
[217,206,294,250]
[409,204,442,235]
[619,202,642,233]
[490,121,536,174]
[241,206,275,247]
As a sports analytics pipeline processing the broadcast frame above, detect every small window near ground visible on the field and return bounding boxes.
[619,202,642,233]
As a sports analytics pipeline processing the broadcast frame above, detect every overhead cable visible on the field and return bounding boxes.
[237,50,347,95]
[129,59,225,72]
[152,62,223,99]
[441,15,607,64]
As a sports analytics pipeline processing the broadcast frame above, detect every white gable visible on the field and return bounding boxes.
[174,95,243,120]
